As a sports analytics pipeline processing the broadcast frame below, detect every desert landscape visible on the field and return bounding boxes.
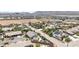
[0,19,40,26]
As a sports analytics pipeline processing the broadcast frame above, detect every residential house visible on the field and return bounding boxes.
[26,31,37,39]
[5,41,34,47]
[53,30,65,40]
[2,27,13,31]
[0,33,4,39]
[4,31,22,37]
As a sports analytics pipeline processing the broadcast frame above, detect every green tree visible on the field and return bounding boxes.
[65,37,71,47]
[0,28,3,33]
[36,43,40,47]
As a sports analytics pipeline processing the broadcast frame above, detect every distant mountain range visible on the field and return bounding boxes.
[0,11,79,18]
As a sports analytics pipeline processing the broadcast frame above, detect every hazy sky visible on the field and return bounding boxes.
[0,0,79,12]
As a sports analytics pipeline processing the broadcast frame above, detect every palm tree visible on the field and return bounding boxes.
[65,37,71,47]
